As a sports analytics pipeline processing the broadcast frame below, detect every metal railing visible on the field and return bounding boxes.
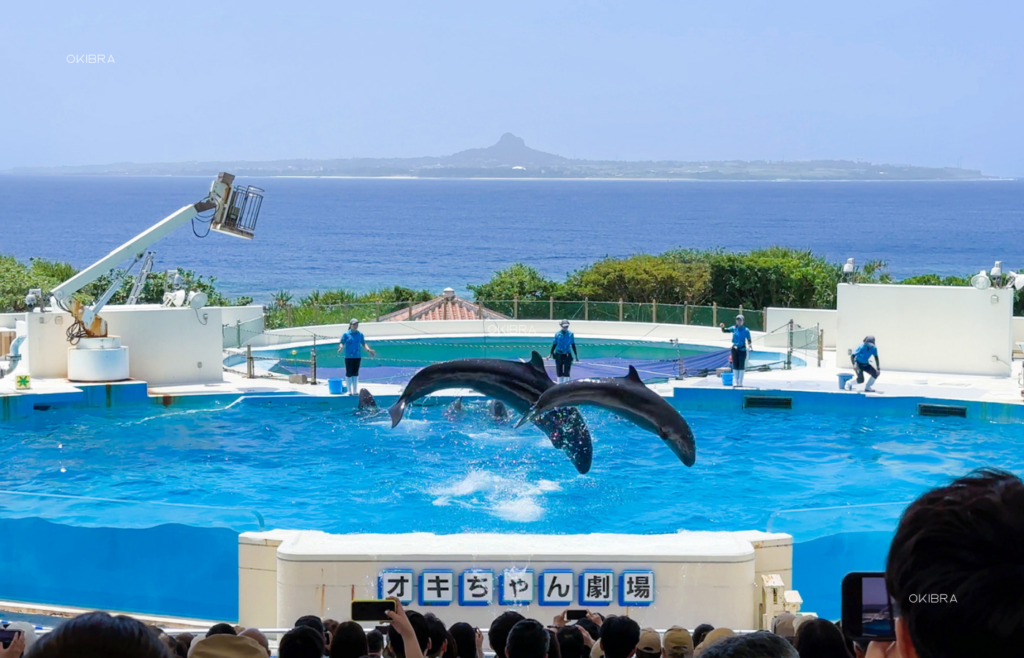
[264,299,765,332]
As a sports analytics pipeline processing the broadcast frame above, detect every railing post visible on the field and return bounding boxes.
[408,300,413,321]
[514,295,519,320]
[584,297,589,321]
[684,302,689,325]
[619,298,624,322]
[738,303,743,318]
[236,320,241,348]
[817,324,824,367]
[712,302,717,326]
[549,296,554,320]
[246,344,253,379]
[311,336,318,384]
[786,319,794,370]
[652,299,657,323]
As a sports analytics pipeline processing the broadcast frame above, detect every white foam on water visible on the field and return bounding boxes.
[429,470,562,523]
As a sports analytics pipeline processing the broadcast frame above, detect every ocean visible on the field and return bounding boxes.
[2,176,1021,302]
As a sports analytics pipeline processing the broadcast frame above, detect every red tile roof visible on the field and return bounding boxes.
[378,296,509,322]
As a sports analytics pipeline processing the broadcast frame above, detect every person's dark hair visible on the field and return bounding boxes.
[25,611,171,658]
[442,631,459,658]
[793,619,851,658]
[281,626,328,658]
[330,621,369,658]
[886,468,1024,658]
[448,623,476,658]
[297,616,328,638]
[206,623,237,638]
[173,633,193,658]
[574,619,600,641]
[700,632,797,658]
[598,616,640,658]
[691,625,714,648]
[489,611,525,658]
[546,630,561,658]
[388,611,430,658]
[367,629,385,655]
[556,626,586,658]
[424,614,447,658]
[506,620,550,658]
[325,620,341,636]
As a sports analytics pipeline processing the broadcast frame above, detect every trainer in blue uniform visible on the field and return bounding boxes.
[720,315,753,388]
[846,335,880,392]
[549,319,579,383]
[338,319,376,395]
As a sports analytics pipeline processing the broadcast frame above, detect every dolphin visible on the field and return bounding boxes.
[489,399,509,422]
[358,388,378,411]
[389,351,593,473]
[516,365,696,467]
[444,397,464,421]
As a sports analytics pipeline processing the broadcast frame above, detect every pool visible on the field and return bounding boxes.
[2,396,1022,618]
[253,335,798,380]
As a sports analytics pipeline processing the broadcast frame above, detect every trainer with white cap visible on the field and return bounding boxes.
[720,315,753,388]
[338,318,377,395]
[549,319,579,384]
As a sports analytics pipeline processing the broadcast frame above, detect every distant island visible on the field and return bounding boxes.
[5,133,995,180]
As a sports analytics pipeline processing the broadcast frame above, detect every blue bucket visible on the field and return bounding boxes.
[722,372,734,386]
[838,373,854,390]
[327,378,345,395]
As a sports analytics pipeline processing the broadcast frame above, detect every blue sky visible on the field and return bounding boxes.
[2,1,1022,174]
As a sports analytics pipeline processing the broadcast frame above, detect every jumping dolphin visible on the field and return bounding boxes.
[489,399,509,421]
[358,388,378,411]
[516,365,696,467]
[388,352,593,473]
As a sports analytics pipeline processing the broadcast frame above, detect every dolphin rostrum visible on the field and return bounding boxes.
[516,365,696,467]
[389,352,593,473]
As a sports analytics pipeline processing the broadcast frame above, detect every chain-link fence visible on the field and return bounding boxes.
[263,300,765,332]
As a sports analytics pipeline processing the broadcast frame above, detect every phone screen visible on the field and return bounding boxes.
[351,600,397,622]
[0,631,17,649]
[842,572,899,642]
[566,610,587,621]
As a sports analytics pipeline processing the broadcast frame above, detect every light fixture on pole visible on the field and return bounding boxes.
[971,270,992,290]
[843,258,855,282]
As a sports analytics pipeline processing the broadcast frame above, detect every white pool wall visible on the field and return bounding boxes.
[238,530,793,631]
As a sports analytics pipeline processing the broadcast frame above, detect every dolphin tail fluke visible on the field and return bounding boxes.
[388,399,407,428]
[514,409,535,429]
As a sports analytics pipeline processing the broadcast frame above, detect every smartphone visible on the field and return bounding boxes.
[352,599,397,622]
[374,625,391,635]
[566,610,588,621]
[0,631,18,649]
[841,572,899,642]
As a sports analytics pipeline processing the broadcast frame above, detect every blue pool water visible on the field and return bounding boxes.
[3,399,1023,619]
[4,401,1022,534]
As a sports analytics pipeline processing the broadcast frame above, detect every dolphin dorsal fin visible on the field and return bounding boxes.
[626,365,643,383]
[529,351,547,372]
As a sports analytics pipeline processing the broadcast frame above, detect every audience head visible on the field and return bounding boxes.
[281,626,328,658]
[206,623,237,638]
[691,626,714,649]
[886,468,1024,658]
[240,628,272,657]
[636,629,660,658]
[489,611,526,658]
[771,613,796,643]
[25,612,170,658]
[575,619,600,641]
[448,623,477,658]
[599,616,640,658]
[663,627,693,658]
[296,616,330,649]
[699,632,797,658]
[791,619,849,658]
[191,634,268,658]
[330,621,369,658]
[388,610,430,658]
[423,614,448,658]
[443,631,460,658]
[506,620,550,658]
[556,625,587,658]
[172,632,193,658]
[695,629,734,655]
[367,629,385,657]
